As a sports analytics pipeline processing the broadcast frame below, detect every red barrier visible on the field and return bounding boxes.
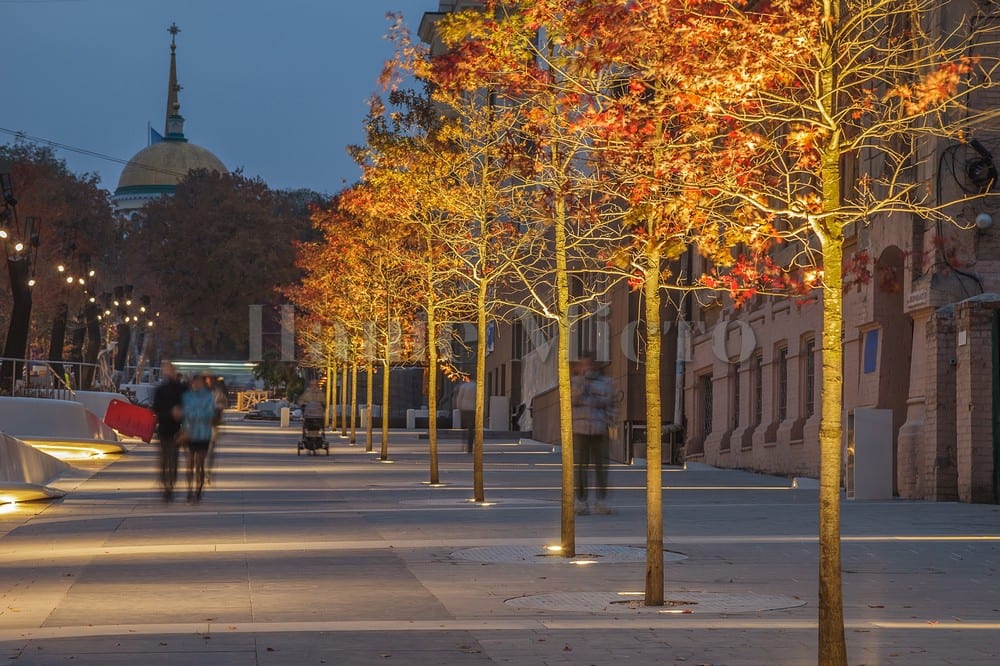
[104,399,157,443]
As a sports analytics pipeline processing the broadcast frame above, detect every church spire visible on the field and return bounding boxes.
[164,23,187,141]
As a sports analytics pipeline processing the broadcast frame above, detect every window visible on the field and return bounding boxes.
[731,361,741,429]
[863,329,879,374]
[777,346,788,421]
[804,338,816,417]
[752,352,763,426]
[701,373,714,436]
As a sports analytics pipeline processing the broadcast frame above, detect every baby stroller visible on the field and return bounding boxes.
[297,403,329,456]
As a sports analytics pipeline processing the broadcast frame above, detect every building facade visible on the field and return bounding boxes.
[419,1,1000,503]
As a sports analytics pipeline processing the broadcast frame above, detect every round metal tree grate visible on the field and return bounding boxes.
[505,590,807,614]
[449,544,686,564]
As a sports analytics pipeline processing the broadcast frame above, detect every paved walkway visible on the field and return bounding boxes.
[0,415,998,665]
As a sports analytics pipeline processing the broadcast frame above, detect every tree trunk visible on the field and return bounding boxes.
[473,279,487,502]
[554,195,575,557]
[82,302,101,390]
[366,359,375,453]
[380,328,391,461]
[2,257,33,390]
[350,357,358,445]
[326,363,334,430]
[644,248,664,605]
[427,302,440,485]
[48,303,68,382]
[341,361,349,438]
[817,5,847,659]
[115,323,131,372]
[818,234,846,664]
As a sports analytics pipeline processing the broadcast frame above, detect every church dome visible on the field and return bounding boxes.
[116,140,226,194]
[113,23,226,213]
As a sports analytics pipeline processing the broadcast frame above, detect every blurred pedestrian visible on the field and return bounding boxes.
[181,373,216,503]
[297,379,326,420]
[206,376,228,482]
[454,378,476,453]
[571,353,616,515]
[152,360,185,502]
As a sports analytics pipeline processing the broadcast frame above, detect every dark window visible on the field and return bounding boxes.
[731,361,741,429]
[512,319,523,359]
[701,373,714,436]
[753,353,763,426]
[777,346,788,421]
[804,339,816,417]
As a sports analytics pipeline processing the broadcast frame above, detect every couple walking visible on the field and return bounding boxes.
[152,361,222,503]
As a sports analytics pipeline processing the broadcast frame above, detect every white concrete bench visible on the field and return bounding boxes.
[0,396,124,454]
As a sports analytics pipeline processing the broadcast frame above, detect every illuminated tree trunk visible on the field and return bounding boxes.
[326,363,334,430]
[554,195,575,557]
[380,313,391,461]
[341,361,349,438]
[350,357,358,445]
[426,293,441,485]
[643,245,664,605]
[366,358,375,453]
[473,278,487,502]
[817,4,847,662]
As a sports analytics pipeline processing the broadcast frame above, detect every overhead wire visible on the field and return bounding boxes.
[0,126,189,180]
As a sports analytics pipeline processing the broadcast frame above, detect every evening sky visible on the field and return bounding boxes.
[2,0,435,195]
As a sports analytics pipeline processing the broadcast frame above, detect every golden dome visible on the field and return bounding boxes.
[112,23,227,212]
[115,140,226,193]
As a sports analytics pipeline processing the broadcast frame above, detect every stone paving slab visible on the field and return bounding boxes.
[0,419,998,665]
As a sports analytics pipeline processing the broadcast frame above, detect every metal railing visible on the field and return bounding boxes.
[0,356,105,398]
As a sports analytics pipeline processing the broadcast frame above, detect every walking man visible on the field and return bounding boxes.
[152,360,185,502]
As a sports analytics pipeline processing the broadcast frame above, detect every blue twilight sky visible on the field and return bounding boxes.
[1,0,435,195]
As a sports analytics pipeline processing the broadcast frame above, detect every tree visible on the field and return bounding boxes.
[0,142,116,388]
[387,15,536,500]
[433,0,624,551]
[351,85,477,483]
[127,170,313,359]
[660,1,1000,662]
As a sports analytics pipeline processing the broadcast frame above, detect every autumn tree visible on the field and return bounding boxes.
[388,14,536,501]
[432,1,625,549]
[333,182,423,460]
[0,142,116,388]
[521,0,751,605]
[128,170,314,359]
[355,85,481,483]
[642,1,1000,662]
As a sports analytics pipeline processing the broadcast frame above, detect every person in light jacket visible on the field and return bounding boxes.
[181,373,216,503]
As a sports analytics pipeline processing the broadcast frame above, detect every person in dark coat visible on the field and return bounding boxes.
[152,360,185,502]
[571,353,616,515]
